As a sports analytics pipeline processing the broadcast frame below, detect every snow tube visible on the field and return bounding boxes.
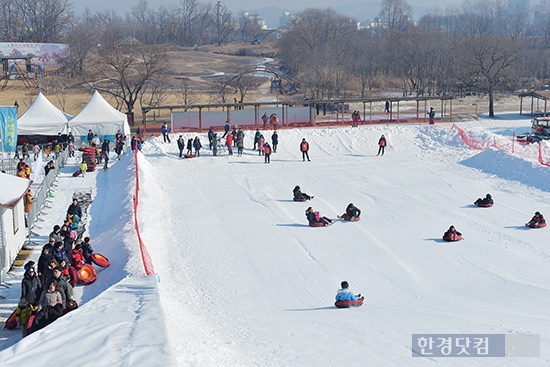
[335,299,364,308]
[293,197,307,202]
[342,215,361,221]
[184,154,195,158]
[68,266,77,288]
[77,264,97,285]
[309,221,326,227]
[90,253,110,268]
[442,235,463,242]
[4,310,17,329]
[475,202,493,207]
[526,222,547,228]
[72,169,82,177]
[26,314,36,335]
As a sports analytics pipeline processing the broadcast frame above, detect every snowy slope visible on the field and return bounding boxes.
[1,115,550,366]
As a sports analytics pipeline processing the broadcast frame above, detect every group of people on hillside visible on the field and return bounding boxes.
[295,185,361,227]
[14,198,94,337]
[442,194,546,241]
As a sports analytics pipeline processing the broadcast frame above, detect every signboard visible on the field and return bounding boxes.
[0,43,69,66]
[0,107,18,158]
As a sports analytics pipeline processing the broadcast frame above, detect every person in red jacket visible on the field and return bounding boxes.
[443,225,462,241]
[526,212,546,228]
[264,142,272,164]
[70,243,86,270]
[300,138,310,161]
[377,135,387,156]
[225,133,233,155]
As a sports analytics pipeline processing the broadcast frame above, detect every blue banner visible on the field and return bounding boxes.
[0,107,18,159]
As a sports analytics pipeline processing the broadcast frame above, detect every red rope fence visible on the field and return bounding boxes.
[133,148,155,276]
[453,124,550,167]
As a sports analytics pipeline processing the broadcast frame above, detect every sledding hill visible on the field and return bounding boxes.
[1,117,549,366]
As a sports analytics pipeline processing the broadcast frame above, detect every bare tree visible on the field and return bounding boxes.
[87,43,168,114]
[16,0,73,42]
[455,36,522,116]
[232,72,263,104]
[379,0,413,33]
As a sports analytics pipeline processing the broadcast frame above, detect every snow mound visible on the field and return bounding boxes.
[460,148,550,192]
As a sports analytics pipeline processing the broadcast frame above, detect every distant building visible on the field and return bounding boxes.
[279,11,295,28]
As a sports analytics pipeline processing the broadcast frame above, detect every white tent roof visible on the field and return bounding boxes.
[69,91,131,138]
[17,92,70,135]
[0,173,32,209]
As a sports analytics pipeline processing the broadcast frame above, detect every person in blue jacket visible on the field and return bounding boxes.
[67,199,82,219]
[335,281,363,301]
[51,242,70,265]
[161,122,171,143]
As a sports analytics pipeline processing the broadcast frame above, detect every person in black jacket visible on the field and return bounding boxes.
[67,199,83,219]
[293,186,313,200]
[82,237,94,264]
[186,138,193,155]
[305,207,333,225]
[177,135,185,158]
[271,131,279,153]
[474,194,493,206]
[338,203,361,220]
[29,303,64,334]
[21,268,42,306]
[208,128,214,149]
[193,136,202,157]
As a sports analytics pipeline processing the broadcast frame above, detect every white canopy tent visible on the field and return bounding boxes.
[17,92,71,135]
[69,91,131,139]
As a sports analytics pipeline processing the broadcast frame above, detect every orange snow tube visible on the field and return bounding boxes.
[90,253,110,268]
[77,264,97,285]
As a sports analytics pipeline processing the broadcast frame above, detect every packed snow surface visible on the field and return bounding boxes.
[1,116,550,366]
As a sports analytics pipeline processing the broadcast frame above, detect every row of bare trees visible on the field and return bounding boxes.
[280,3,542,116]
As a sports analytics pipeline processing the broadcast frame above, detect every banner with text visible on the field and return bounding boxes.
[0,107,18,159]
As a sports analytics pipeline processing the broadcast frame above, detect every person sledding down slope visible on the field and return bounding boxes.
[442,225,462,241]
[293,186,313,201]
[338,203,361,221]
[335,281,364,308]
[305,207,333,227]
[474,194,494,207]
[526,212,546,228]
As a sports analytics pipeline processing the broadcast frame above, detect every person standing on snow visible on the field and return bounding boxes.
[377,135,386,156]
[161,122,171,143]
[271,131,278,153]
[300,138,310,161]
[193,136,202,157]
[335,281,363,302]
[177,135,185,158]
[264,142,271,163]
[186,138,193,155]
[429,107,435,125]
[226,133,233,155]
[254,129,262,150]
[258,135,265,156]
[207,128,214,149]
[223,121,230,138]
